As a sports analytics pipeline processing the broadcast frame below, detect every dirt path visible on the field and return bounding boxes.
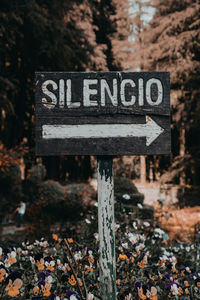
[156,206,200,241]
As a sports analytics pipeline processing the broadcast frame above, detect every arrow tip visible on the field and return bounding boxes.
[146,116,164,146]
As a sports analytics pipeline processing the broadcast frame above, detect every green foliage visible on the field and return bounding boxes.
[0,218,200,299]
[39,180,65,206]
[65,183,97,208]
[24,179,97,238]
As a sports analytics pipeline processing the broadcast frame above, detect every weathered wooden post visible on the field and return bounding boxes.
[97,156,116,299]
[35,71,170,300]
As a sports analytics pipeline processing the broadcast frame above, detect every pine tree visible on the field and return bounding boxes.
[0,0,135,181]
[128,0,155,183]
[92,0,133,71]
[0,0,110,147]
[139,0,200,184]
[0,0,106,180]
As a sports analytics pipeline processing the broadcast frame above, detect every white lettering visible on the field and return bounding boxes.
[138,78,144,106]
[146,78,163,106]
[120,79,136,106]
[83,79,98,107]
[59,79,64,108]
[101,79,118,106]
[42,80,57,109]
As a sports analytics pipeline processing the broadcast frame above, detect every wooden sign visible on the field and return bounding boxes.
[35,72,170,155]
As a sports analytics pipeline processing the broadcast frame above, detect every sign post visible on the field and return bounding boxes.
[35,71,170,299]
[97,156,116,299]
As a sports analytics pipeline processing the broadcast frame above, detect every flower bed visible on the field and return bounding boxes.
[0,220,200,299]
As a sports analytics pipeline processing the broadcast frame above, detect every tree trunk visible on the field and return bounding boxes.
[180,123,186,185]
[140,156,146,184]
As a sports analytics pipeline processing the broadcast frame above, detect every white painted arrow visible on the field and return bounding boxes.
[42,116,164,146]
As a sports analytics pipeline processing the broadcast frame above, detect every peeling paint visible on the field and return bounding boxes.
[98,157,113,182]
[97,157,116,300]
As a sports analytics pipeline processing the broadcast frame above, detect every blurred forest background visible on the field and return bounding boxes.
[0,0,200,240]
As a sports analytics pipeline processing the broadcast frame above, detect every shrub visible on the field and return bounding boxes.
[25,182,96,239]
[114,177,144,206]
[0,149,23,224]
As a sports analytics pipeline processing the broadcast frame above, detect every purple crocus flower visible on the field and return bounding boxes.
[165,281,180,289]
[134,281,142,289]
[39,272,45,280]
[66,290,80,299]
[74,248,81,252]
[125,252,131,258]
[38,279,45,288]
[164,273,171,279]
[44,256,52,263]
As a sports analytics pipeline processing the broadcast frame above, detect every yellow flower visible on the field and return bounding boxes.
[184,280,190,286]
[138,287,147,300]
[0,269,6,282]
[178,287,183,295]
[88,257,94,263]
[137,259,147,269]
[52,234,59,241]
[6,279,23,298]
[33,286,39,295]
[85,267,94,275]
[119,254,128,261]
[47,265,55,271]
[66,264,71,271]
[61,293,67,298]
[67,238,74,244]
[150,287,157,300]
[181,270,185,277]
[8,256,16,265]
[149,275,157,281]
[116,279,120,285]
[7,287,19,297]
[37,258,45,271]
[41,285,51,297]
[68,275,76,286]
[150,296,157,300]
[172,267,178,273]
[37,262,45,271]
[78,279,83,286]
[185,288,189,295]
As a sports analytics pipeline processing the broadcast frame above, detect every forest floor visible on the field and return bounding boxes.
[135,180,200,241]
[155,206,200,241]
[1,206,200,243]
[1,180,200,243]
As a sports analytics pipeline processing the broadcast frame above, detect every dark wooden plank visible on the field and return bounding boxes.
[35,72,170,116]
[35,72,170,156]
[35,115,170,155]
